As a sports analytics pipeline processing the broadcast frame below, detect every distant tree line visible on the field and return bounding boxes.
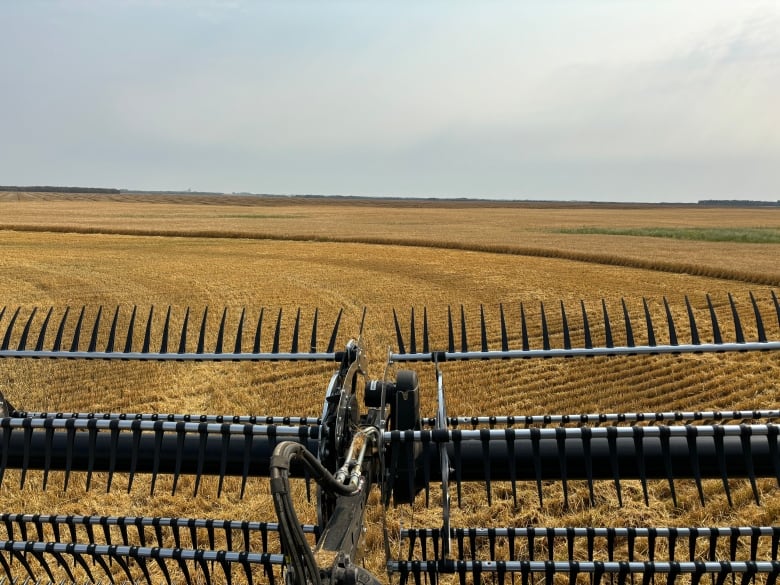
[0,186,120,194]
[698,200,780,207]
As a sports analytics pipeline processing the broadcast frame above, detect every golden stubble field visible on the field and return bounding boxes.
[0,193,779,583]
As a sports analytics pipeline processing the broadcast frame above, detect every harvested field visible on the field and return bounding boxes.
[0,193,778,583]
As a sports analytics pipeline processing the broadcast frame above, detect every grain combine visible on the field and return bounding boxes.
[0,292,778,584]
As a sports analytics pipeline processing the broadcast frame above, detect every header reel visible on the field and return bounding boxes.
[0,292,777,584]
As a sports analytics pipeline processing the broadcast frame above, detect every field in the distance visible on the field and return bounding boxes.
[0,193,779,583]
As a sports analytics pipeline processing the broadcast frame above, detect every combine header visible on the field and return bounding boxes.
[0,292,778,584]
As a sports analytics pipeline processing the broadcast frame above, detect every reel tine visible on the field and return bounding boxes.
[218,424,230,497]
[500,304,509,352]
[741,424,760,504]
[772,290,780,328]
[632,427,649,505]
[750,292,767,343]
[197,306,209,354]
[233,307,245,354]
[17,306,38,351]
[70,305,86,352]
[686,426,705,505]
[531,427,543,505]
[52,307,70,351]
[88,306,102,352]
[520,302,529,351]
[685,296,700,345]
[179,306,190,353]
[561,301,571,350]
[1,307,20,351]
[172,421,186,495]
[714,426,733,506]
[480,305,488,352]
[241,424,253,498]
[35,306,53,351]
[253,307,264,353]
[142,306,154,353]
[642,297,656,347]
[107,306,120,352]
[556,427,569,509]
[216,307,227,354]
[607,427,622,506]
[107,419,119,492]
[663,297,678,346]
[707,294,723,345]
[151,421,164,495]
[602,299,613,348]
[410,307,417,354]
[729,293,745,343]
[581,300,592,349]
[161,305,172,353]
[125,305,137,353]
[326,308,342,353]
[423,307,430,354]
[309,308,317,353]
[460,305,468,352]
[272,308,282,353]
[393,309,406,354]
[659,426,678,507]
[622,299,634,348]
[447,306,455,353]
[290,308,300,353]
[540,302,550,351]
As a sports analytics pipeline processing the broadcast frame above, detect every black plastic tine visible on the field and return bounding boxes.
[216,307,227,354]
[135,554,154,585]
[235,307,246,354]
[86,418,97,490]
[480,305,488,352]
[16,306,37,351]
[0,306,4,325]
[113,552,136,585]
[327,308,342,353]
[632,427,649,505]
[86,306,102,352]
[53,550,79,583]
[582,427,595,506]
[460,305,468,352]
[128,419,142,493]
[106,306,120,352]
[685,296,701,345]
[659,426,677,507]
[393,309,405,354]
[641,298,656,347]
[423,307,429,354]
[107,419,119,492]
[556,427,569,509]
[0,420,9,488]
[729,293,745,343]
[43,420,53,490]
[447,306,455,353]
[253,307,264,353]
[664,297,679,346]
[500,304,509,352]
[520,303,529,351]
[531,427,543,505]
[481,428,492,505]
[151,420,164,495]
[741,424,760,504]
[559,301,571,350]
[506,428,518,506]
[602,299,613,348]
[124,305,137,353]
[622,299,635,348]
[179,306,191,354]
[309,308,317,353]
[0,307,20,351]
[707,294,723,345]
[12,548,38,582]
[156,555,173,585]
[35,306,53,351]
[714,425,733,506]
[581,300,592,349]
[172,421,186,495]
[539,302,550,351]
[686,425,705,504]
[607,427,622,506]
[161,305,172,353]
[410,307,417,354]
[194,422,208,496]
[218,424,231,497]
[142,306,154,353]
[749,291,767,342]
[272,308,282,354]
[772,290,780,328]
[69,305,86,352]
[20,419,31,488]
[64,418,76,490]
[197,306,208,354]
[241,424,253,499]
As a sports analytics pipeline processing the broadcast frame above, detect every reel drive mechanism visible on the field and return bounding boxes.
[0,292,777,584]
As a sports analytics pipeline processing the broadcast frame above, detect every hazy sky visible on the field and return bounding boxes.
[1,1,778,202]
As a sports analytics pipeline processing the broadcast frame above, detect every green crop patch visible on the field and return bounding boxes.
[557,227,780,244]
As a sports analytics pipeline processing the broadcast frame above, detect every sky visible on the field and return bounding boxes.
[0,1,778,203]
